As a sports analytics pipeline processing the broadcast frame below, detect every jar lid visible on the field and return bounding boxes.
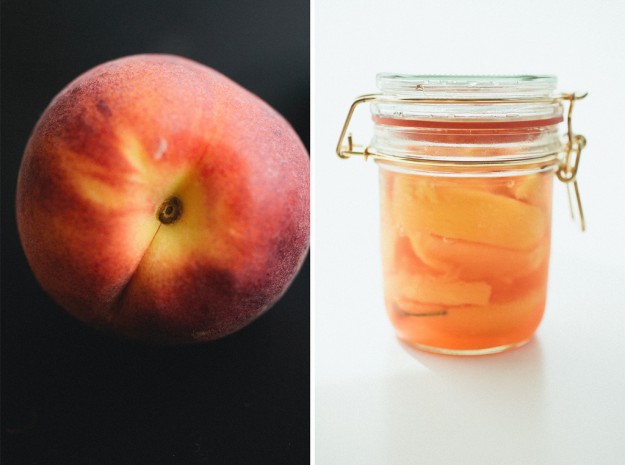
[336,78,588,229]
[372,74,563,124]
[376,74,557,100]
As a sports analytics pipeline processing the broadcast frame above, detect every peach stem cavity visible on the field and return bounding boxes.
[157,196,182,224]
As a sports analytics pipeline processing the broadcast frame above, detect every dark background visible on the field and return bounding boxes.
[1,0,310,463]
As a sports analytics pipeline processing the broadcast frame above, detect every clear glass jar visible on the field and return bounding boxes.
[338,75,587,355]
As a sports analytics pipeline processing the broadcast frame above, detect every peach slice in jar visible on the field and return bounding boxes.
[508,171,553,208]
[387,270,491,307]
[407,231,549,282]
[389,289,546,351]
[379,171,399,272]
[380,169,551,351]
[441,289,546,339]
[392,174,547,250]
[381,235,492,317]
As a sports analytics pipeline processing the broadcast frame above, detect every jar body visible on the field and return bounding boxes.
[379,163,553,354]
[361,75,568,354]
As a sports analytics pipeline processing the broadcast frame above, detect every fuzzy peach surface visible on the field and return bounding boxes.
[16,54,310,343]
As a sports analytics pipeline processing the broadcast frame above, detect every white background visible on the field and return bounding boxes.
[313,0,625,463]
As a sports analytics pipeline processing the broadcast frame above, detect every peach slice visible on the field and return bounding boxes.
[390,289,546,346]
[408,232,549,281]
[391,297,447,316]
[443,290,546,337]
[509,172,553,211]
[393,175,547,250]
[386,271,491,306]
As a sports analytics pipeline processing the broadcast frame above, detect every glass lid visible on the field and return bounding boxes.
[376,74,557,100]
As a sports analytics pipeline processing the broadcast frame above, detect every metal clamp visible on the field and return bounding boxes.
[336,94,380,160]
[556,93,588,231]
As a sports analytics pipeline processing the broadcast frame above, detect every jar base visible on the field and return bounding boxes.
[399,338,531,356]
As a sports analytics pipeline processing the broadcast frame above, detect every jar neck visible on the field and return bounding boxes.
[370,121,563,161]
[369,86,565,163]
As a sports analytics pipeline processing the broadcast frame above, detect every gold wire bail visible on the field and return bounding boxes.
[336,94,379,160]
[556,92,588,231]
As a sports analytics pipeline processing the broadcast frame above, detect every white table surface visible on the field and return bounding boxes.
[314,1,625,462]
[315,248,625,464]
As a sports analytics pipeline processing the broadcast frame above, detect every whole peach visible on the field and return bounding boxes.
[16,54,309,344]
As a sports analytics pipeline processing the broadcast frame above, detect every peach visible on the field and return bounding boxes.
[16,54,309,344]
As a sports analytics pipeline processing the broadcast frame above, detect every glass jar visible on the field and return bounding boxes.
[337,75,587,355]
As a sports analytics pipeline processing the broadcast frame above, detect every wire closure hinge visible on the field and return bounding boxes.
[336,94,381,161]
[556,92,588,231]
[336,92,589,231]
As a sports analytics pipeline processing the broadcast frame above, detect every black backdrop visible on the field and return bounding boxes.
[1,0,310,463]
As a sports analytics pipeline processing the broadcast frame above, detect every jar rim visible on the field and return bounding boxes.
[376,74,557,99]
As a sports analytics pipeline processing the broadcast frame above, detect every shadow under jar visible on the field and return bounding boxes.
[338,75,587,355]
